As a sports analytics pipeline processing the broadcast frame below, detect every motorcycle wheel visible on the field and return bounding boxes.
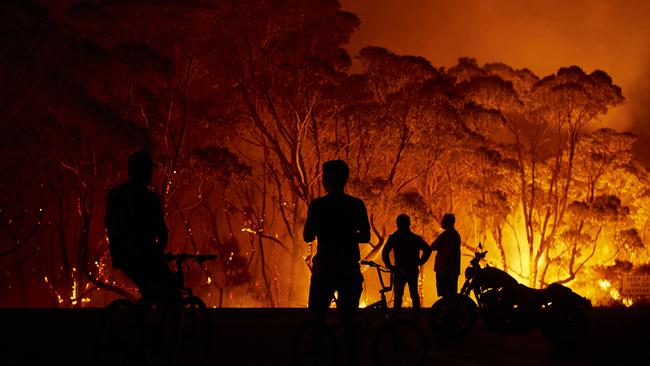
[478,289,512,333]
[429,294,478,339]
[541,303,589,351]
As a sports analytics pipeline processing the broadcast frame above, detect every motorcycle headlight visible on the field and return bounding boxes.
[465,267,476,279]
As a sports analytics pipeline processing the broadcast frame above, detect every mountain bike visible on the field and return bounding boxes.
[291,260,427,366]
[94,252,217,366]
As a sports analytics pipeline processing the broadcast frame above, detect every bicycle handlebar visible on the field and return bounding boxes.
[360,260,391,272]
[360,260,393,295]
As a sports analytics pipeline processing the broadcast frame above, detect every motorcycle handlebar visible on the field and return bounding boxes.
[471,250,487,264]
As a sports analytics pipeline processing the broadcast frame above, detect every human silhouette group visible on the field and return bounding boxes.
[304,158,460,310]
[105,151,461,364]
[303,159,459,363]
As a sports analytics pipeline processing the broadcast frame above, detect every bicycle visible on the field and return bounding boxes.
[94,252,217,366]
[291,260,427,366]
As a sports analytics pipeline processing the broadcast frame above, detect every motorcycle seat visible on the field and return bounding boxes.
[516,284,548,304]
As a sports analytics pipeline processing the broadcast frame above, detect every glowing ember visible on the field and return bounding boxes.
[599,279,612,290]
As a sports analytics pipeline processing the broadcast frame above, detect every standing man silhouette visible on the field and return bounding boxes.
[382,214,432,310]
[105,151,180,305]
[303,159,370,364]
[430,213,461,298]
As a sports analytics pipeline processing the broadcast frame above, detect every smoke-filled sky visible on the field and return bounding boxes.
[41,0,650,163]
[342,0,650,164]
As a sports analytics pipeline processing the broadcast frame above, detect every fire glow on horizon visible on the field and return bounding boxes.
[1,0,649,309]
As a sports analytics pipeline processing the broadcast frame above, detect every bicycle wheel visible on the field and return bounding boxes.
[137,298,185,366]
[176,296,211,365]
[95,299,141,366]
[291,320,337,366]
[429,294,478,339]
[372,318,426,366]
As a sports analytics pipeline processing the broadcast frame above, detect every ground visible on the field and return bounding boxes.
[1,306,649,365]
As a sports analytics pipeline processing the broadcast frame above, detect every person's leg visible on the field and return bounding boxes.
[126,259,179,366]
[407,274,420,308]
[393,275,406,309]
[337,271,363,366]
[436,272,452,298]
[306,273,335,360]
[119,265,148,364]
[450,275,458,295]
[148,260,181,366]
[308,273,335,323]
[438,273,458,298]
[153,260,181,304]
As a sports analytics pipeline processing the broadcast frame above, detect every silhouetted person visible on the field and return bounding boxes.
[382,214,432,310]
[303,159,370,365]
[105,151,180,305]
[431,213,461,298]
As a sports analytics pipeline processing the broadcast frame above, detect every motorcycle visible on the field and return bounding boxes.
[429,244,592,350]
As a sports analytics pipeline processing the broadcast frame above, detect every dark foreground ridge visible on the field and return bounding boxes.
[1,307,649,365]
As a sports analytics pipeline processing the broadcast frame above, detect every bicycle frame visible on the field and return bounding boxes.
[164,253,218,296]
[360,260,394,313]
[358,259,428,366]
[291,259,427,366]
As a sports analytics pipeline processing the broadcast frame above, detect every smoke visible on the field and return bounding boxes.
[627,59,650,167]
[40,0,650,165]
[343,0,650,165]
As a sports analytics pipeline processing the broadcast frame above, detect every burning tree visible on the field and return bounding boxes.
[1,0,649,307]
[520,66,626,287]
[0,0,154,306]
[210,0,362,305]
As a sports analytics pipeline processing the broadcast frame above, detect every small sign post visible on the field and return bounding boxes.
[621,275,650,296]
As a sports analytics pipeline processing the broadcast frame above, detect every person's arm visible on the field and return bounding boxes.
[357,200,371,243]
[418,236,433,265]
[303,202,317,243]
[382,236,395,269]
[430,232,444,251]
